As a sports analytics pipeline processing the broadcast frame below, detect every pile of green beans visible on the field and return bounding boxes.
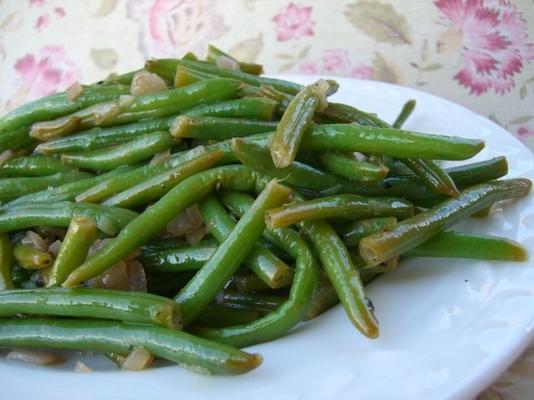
[0,46,530,376]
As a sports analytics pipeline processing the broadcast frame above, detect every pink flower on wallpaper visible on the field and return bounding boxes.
[127,0,228,58]
[299,49,373,79]
[322,49,351,74]
[35,15,49,32]
[517,125,534,137]
[13,46,79,100]
[435,0,534,95]
[298,61,320,75]
[350,64,374,80]
[54,7,66,17]
[272,3,314,42]
[29,0,44,6]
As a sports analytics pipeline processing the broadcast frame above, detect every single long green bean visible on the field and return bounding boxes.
[47,217,97,287]
[0,234,14,290]
[392,100,416,129]
[199,194,294,289]
[402,158,459,196]
[406,231,528,261]
[266,194,413,228]
[0,156,75,177]
[176,180,291,325]
[141,245,217,273]
[61,131,173,170]
[195,305,260,329]
[171,116,277,140]
[13,244,53,270]
[359,179,532,266]
[63,165,266,287]
[232,274,273,292]
[318,151,389,182]
[0,202,137,235]
[0,288,182,328]
[339,217,398,247]
[183,98,277,121]
[0,318,262,375]
[217,291,286,314]
[206,44,264,75]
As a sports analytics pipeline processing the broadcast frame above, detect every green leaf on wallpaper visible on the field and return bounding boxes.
[93,0,119,17]
[372,53,403,84]
[508,115,534,125]
[91,48,118,70]
[299,46,311,59]
[520,85,528,99]
[488,114,502,126]
[229,34,263,63]
[421,63,443,72]
[279,62,297,72]
[345,1,412,45]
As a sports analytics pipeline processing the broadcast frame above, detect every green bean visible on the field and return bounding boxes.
[266,194,413,228]
[0,127,35,153]
[206,44,264,76]
[0,234,14,290]
[0,85,130,134]
[195,305,259,329]
[339,217,398,247]
[218,291,286,314]
[359,178,532,266]
[176,180,291,325]
[99,69,141,85]
[199,194,294,289]
[300,218,378,338]
[392,100,416,129]
[302,124,484,160]
[171,116,277,140]
[13,244,52,270]
[61,131,174,171]
[0,202,137,235]
[183,98,277,121]
[402,158,459,196]
[141,245,216,273]
[318,151,389,182]
[146,58,302,95]
[0,318,262,375]
[303,278,339,320]
[47,217,97,287]
[174,66,216,87]
[232,274,273,292]
[0,171,92,203]
[232,138,344,193]
[406,231,528,261]
[270,80,331,168]
[0,288,182,328]
[30,115,84,141]
[103,150,224,209]
[3,166,135,209]
[0,156,75,177]
[62,165,266,287]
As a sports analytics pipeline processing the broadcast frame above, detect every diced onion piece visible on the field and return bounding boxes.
[130,70,168,96]
[74,360,92,373]
[122,347,153,371]
[125,260,147,292]
[87,238,113,257]
[89,261,128,290]
[7,349,63,365]
[21,231,48,252]
[66,81,84,101]
[165,204,206,245]
[149,149,171,165]
[0,150,15,166]
[216,55,240,71]
[48,239,62,256]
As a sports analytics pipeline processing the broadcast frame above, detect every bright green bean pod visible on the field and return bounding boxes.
[141,245,216,273]
[61,131,173,170]
[232,138,344,193]
[302,124,485,160]
[267,194,413,228]
[0,288,182,328]
[103,150,224,209]
[195,305,260,329]
[406,231,528,261]
[0,156,75,177]
[206,44,264,75]
[199,194,294,289]
[0,85,131,133]
[0,234,14,290]
[13,244,52,270]
[360,178,532,266]
[62,165,266,287]
[171,116,277,140]
[182,98,277,121]
[270,80,331,168]
[176,180,291,325]
[0,202,137,235]
[0,127,35,153]
[402,158,459,196]
[339,217,398,247]
[47,217,97,287]
[218,291,286,314]
[0,171,92,203]
[318,151,389,182]
[392,99,416,129]
[3,166,135,209]
[0,318,262,375]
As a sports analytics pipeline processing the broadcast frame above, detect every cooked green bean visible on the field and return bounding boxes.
[141,245,216,273]
[206,44,264,76]
[392,99,416,129]
[0,171,92,203]
[406,231,528,261]
[318,151,389,182]
[0,234,14,290]
[13,244,53,270]
[195,305,260,329]
[267,194,413,228]
[270,80,331,168]
[171,116,277,140]
[0,288,181,328]
[0,202,137,235]
[183,98,277,121]
[47,217,97,287]
[0,318,262,375]
[61,131,173,170]
[304,278,339,320]
[176,180,291,325]
[360,179,532,266]
[232,274,273,292]
[0,156,75,177]
[402,158,459,196]
[0,127,35,153]
[199,194,293,289]
[103,150,224,209]
[218,291,286,314]
[174,66,215,87]
[339,217,398,247]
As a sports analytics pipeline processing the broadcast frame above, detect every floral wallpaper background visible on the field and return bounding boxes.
[0,0,533,396]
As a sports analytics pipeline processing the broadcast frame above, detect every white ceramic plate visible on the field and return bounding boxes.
[1,76,533,400]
